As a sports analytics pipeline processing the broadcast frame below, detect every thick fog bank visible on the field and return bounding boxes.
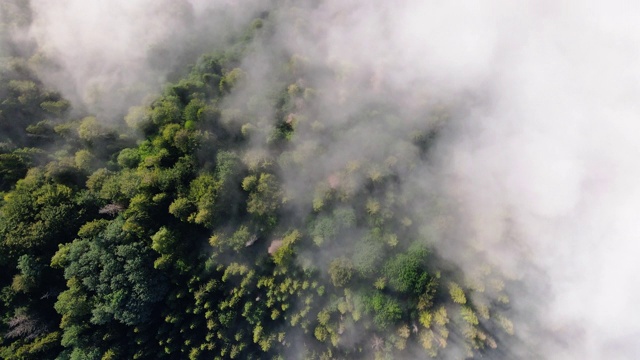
[431,2,640,359]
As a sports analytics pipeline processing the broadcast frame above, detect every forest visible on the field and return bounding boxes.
[0,1,518,359]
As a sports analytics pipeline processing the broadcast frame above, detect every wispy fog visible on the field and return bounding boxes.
[27,0,268,118]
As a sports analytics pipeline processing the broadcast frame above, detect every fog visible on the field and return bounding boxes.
[435,2,640,358]
[21,0,640,358]
[26,0,268,119]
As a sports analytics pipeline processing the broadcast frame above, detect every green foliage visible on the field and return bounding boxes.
[151,227,178,255]
[365,293,403,330]
[60,218,168,327]
[187,173,218,227]
[77,116,114,145]
[0,169,82,253]
[74,149,95,170]
[272,230,300,266]
[16,254,41,285]
[40,99,70,116]
[328,257,353,288]
[151,96,182,126]
[382,247,429,294]
[0,152,29,191]
[246,173,281,218]
[25,120,55,139]
[168,197,194,221]
[219,68,245,93]
[310,216,337,246]
[353,236,384,278]
[0,331,62,360]
[229,225,252,252]
[117,148,140,169]
[183,98,206,125]
[460,307,479,326]
[448,282,467,305]
[332,207,356,228]
[124,106,152,132]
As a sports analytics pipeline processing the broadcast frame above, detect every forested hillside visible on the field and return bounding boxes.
[0,1,517,359]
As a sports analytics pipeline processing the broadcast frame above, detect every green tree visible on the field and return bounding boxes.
[366,293,402,330]
[328,257,353,288]
[0,152,29,191]
[117,148,140,169]
[0,168,86,254]
[383,249,429,294]
[245,173,281,223]
[353,236,384,278]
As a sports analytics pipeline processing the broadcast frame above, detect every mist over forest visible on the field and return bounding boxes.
[1,0,639,359]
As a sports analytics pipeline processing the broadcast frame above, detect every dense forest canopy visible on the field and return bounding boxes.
[2,0,640,359]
